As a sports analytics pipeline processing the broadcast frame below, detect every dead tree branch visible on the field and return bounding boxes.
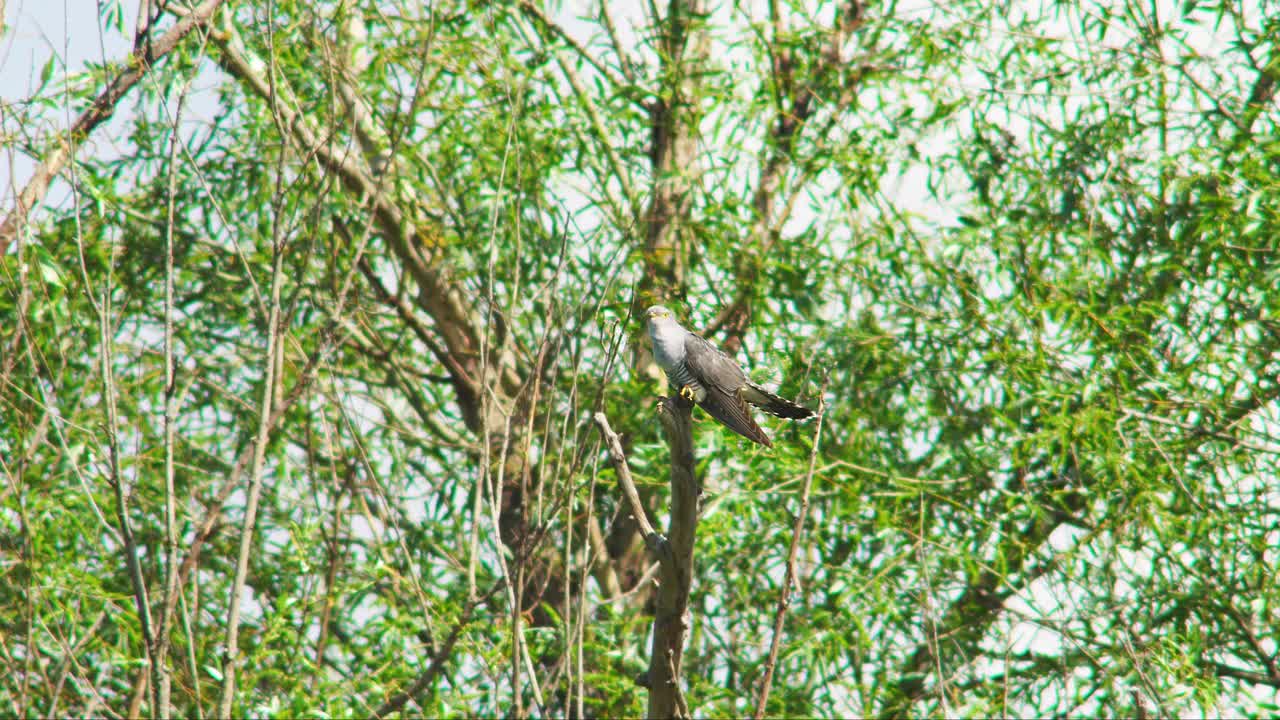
[647,395,698,719]
[593,394,696,719]
[594,413,663,546]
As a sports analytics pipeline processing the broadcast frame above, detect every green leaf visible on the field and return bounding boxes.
[31,244,64,288]
[39,56,56,88]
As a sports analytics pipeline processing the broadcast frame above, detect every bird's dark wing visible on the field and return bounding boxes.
[683,333,747,392]
[683,333,771,446]
[697,385,772,446]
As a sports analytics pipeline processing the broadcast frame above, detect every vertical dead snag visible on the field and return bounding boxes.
[593,393,697,719]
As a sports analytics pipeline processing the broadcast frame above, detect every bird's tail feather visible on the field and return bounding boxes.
[742,383,815,419]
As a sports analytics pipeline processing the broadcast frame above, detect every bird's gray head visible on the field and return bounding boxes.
[645,305,679,331]
[645,305,673,320]
[644,305,685,367]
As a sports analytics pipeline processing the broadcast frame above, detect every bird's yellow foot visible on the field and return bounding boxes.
[679,385,697,402]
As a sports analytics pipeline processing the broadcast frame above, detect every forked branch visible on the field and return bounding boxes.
[594,396,697,719]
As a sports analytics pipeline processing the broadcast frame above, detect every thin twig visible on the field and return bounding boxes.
[575,451,603,720]
[372,580,506,718]
[155,71,189,720]
[547,47,639,220]
[753,381,828,719]
[593,412,659,540]
[706,0,866,349]
[177,583,202,720]
[99,286,159,717]
[214,212,289,719]
[517,0,630,90]
[597,0,637,84]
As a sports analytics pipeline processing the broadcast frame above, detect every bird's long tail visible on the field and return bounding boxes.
[742,383,815,419]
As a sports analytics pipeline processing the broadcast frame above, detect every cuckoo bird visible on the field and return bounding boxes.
[645,305,814,447]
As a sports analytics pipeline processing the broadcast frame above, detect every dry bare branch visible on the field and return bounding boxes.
[646,395,697,719]
[753,384,828,718]
[214,222,289,719]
